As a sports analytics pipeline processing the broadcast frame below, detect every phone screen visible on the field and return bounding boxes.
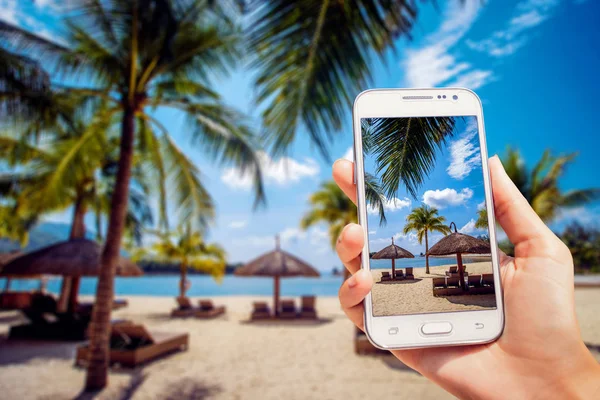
[362,116,497,317]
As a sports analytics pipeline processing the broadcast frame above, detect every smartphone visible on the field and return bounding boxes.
[353,88,504,350]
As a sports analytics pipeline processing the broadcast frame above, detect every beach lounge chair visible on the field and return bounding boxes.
[432,278,447,296]
[75,322,189,368]
[195,299,226,318]
[468,274,482,288]
[171,296,199,317]
[445,266,458,276]
[299,296,317,319]
[279,299,297,319]
[394,270,405,280]
[380,271,391,282]
[445,276,465,295]
[0,291,35,310]
[251,301,271,320]
[405,267,415,280]
[482,274,495,287]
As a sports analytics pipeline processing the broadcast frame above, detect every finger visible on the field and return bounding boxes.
[336,223,364,274]
[339,269,372,330]
[488,156,555,249]
[333,159,357,204]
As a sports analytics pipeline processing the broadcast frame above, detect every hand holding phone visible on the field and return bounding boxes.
[334,88,600,398]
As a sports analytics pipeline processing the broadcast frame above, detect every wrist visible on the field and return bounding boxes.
[549,347,600,399]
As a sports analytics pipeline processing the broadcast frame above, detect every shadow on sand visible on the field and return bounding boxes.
[69,371,148,400]
[376,279,422,285]
[0,337,80,365]
[240,317,333,327]
[153,377,222,400]
[381,357,421,375]
[443,294,497,307]
[585,342,600,354]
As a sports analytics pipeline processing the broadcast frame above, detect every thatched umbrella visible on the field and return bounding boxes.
[2,239,142,311]
[427,222,491,289]
[234,235,319,317]
[371,237,414,279]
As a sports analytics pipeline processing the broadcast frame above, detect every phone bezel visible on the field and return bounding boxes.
[353,88,505,350]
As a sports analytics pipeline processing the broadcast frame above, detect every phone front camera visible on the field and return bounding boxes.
[453,95,458,100]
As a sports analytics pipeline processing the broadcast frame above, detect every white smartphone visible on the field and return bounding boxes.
[353,88,504,350]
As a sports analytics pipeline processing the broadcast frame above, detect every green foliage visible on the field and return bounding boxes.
[245,0,424,159]
[403,205,451,244]
[560,223,600,273]
[502,148,600,222]
[475,208,488,229]
[301,181,356,249]
[363,117,456,199]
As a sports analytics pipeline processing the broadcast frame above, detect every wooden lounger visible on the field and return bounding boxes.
[75,323,189,368]
[432,277,447,296]
[380,271,391,282]
[171,296,198,317]
[405,267,415,280]
[299,296,317,319]
[482,274,495,287]
[445,266,458,276]
[279,299,297,319]
[394,270,405,280]
[446,276,460,288]
[195,300,226,319]
[468,274,482,288]
[251,302,271,320]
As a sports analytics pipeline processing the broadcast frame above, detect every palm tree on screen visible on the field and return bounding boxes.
[403,205,451,274]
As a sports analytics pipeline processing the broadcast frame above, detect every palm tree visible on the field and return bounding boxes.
[149,225,226,298]
[363,117,457,199]
[403,205,451,274]
[245,0,426,159]
[301,175,387,249]
[2,2,266,389]
[502,148,600,222]
[475,208,488,229]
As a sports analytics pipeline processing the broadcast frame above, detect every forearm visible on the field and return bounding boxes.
[538,349,600,400]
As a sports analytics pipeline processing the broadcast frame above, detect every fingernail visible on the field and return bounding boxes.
[347,274,358,288]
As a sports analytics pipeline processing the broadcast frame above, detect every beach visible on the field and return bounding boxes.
[371,262,496,317]
[0,291,598,400]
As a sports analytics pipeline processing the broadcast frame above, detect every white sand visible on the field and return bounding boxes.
[371,262,496,317]
[0,291,598,399]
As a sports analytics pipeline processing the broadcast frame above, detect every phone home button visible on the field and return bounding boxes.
[420,322,453,336]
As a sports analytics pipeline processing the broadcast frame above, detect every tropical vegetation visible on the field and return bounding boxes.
[402,205,451,274]
[560,223,600,273]
[144,225,226,298]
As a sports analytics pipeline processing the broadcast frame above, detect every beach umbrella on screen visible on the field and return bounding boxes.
[2,238,143,311]
[371,237,414,279]
[427,222,491,290]
[234,235,319,317]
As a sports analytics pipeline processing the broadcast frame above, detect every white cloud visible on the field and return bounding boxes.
[477,201,486,210]
[402,0,494,90]
[0,0,19,25]
[467,0,560,58]
[371,232,419,246]
[423,188,473,209]
[368,230,377,235]
[221,151,319,191]
[459,219,479,234]
[367,196,411,215]
[228,220,247,229]
[342,147,354,162]
[554,207,599,225]
[233,227,329,250]
[447,119,481,180]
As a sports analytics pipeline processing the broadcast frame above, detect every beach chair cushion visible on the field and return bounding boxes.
[198,300,214,310]
[176,296,193,310]
[432,278,446,288]
[446,277,460,287]
[482,274,495,286]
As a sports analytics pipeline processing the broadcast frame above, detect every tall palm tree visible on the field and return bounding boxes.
[363,117,457,199]
[149,225,226,298]
[245,0,427,159]
[2,2,265,389]
[502,148,600,222]
[301,175,387,249]
[403,205,451,274]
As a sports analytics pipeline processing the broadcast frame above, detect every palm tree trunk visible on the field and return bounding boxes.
[425,230,430,274]
[457,253,465,290]
[66,194,87,313]
[179,263,188,298]
[85,105,136,391]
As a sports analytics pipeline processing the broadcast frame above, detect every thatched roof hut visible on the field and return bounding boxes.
[1,239,143,277]
[235,236,319,316]
[371,237,414,279]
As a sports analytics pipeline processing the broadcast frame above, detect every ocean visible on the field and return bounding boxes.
[1,257,456,297]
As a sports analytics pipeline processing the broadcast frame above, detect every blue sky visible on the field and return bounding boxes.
[364,117,489,255]
[1,0,599,271]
